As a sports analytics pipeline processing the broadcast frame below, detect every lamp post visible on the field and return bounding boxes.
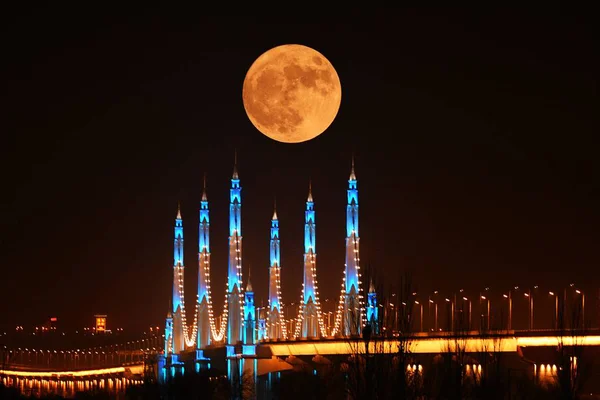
[415,301,423,332]
[429,299,438,332]
[462,297,472,331]
[503,286,519,331]
[480,295,490,331]
[524,289,534,330]
[575,289,585,330]
[502,292,512,331]
[428,290,438,333]
[549,291,559,330]
[445,298,454,332]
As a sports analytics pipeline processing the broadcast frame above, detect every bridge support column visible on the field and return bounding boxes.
[227,344,258,400]
[195,349,211,373]
[197,300,210,348]
[160,354,184,383]
[157,355,167,384]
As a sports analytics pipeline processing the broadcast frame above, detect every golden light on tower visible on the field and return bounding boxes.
[242,44,342,143]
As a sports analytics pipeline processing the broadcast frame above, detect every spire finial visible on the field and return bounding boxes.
[232,149,239,179]
[369,277,376,293]
[307,178,313,202]
[246,264,253,292]
[272,197,278,220]
[176,201,182,219]
[350,154,357,180]
[202,173,208,201]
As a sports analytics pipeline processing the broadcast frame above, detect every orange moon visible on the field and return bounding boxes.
[242,44,342,143]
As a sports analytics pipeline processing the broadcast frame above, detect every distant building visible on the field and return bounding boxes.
[95,315,107,332]
[44,317,58,331]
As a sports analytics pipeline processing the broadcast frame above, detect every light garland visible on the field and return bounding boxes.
[199,249,229,343]
[330,231,365,337]
[276,266,288,339]
[174,266,199,348]
[266,263,288,340]
[291,251,328,338]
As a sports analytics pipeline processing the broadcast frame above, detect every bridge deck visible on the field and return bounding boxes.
[262,333,600,356]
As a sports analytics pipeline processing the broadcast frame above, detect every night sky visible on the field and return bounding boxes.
[2,7,597,332]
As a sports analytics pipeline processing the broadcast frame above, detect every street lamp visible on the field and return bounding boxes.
[524,289,534,330]
[415,301,424,332]
[429,299,438,332]
[575,289,585,330]
[445,298,454,332]
[503,286,519,331]
[462,297,472,331]
[549,291,559,330]
[480,295,490,331]
[502,292,512,331]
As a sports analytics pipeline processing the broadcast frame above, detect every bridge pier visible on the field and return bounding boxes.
[195,349,211,373]
[158,353,185,383]
[226,343,258,399]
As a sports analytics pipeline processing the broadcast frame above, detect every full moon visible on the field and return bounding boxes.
[242,44,341,143]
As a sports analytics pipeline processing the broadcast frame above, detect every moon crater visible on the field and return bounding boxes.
[243,44,341,143]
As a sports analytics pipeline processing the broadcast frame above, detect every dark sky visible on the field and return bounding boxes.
[2,6,598,332]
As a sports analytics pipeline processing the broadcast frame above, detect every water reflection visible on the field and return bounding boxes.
[1,370,144,397]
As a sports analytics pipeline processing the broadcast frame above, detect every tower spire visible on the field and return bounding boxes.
[197,172,211,348]
[233,149,239,179]
[246,264,252,292]
[243,263,256,344]
[268,205,284,339]
[343,155,362,336]
[272,198,278,220]
[227,152,243,344]
[171,202,185,352]
[307,179,313,202]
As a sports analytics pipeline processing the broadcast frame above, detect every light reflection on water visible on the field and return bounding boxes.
[2,374,144,398]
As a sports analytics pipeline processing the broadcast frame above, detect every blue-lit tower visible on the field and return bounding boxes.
[197,175,211,348]
[173,204,184,311]
[343,157,364,336]
[257,308,267,341]
[268,206,285,339]
[170,204,186,353]
[300,181,321,338]
[227,155,244,344]
[164,310,173,354]
[243,267,256,344]
[366,279,378,334]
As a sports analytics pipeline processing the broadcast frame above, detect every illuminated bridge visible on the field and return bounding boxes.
[4,329,600,397]
[3,156,598,397]
[156,155,599,396]
[0,335,160,397]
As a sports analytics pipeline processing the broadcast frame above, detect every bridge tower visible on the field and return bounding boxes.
[366,279,379,334]
[343,157,364,336]
[169,204,186,353]
[268,206,285,340]
[164,310,173,355]
[244,267,256,344]
[300,181,322,338]
[227,154,244,345]
[197,175,211,348]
